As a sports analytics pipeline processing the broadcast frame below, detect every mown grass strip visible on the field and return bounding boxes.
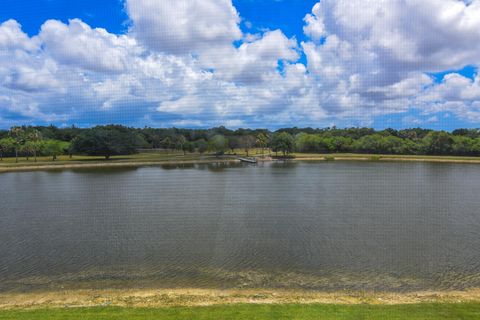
[1,303,480,320]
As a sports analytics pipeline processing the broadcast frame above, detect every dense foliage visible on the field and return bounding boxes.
[70,125,147,159]
[2,125,480,159]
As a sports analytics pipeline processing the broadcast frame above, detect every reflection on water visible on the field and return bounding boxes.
[1,161,480,292]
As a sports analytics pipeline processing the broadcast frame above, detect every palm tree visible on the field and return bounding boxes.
[28,130,42,162]
[10,127,25,163]
[20,143,33,161]
[256,133,268,156]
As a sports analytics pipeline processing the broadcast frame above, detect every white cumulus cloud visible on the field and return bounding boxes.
[1,0,480,128]
[125,0,242,55]
[302,0,480,122]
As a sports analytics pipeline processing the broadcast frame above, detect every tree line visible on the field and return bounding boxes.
[1,125,480,161]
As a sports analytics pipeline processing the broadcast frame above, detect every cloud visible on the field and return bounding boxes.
[302,0,480,122]
[422,73,480,102]
[0,21,61,93]
[207,29,299,84]
[304,0,480,73]
[125,0,242,55]
[0,20,39,52]
[1,0,480,128]
[0,12,310,128]
[1,62,61,93]
[415,73,480,121]
[39,19,138,72]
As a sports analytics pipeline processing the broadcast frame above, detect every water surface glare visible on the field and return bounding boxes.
[1,161,480,291]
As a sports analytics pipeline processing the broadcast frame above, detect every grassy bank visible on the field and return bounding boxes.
[2,151,480,173]
[1,303,479,320]
[0,152,239,173]
[0,152,215,167]
[2,288,480,309]
[292,152,480,163]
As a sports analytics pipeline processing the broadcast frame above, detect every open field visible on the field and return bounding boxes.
[1,303,479,320]
[2,151,480,173]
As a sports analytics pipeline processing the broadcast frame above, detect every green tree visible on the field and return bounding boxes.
[452,136,476,156]
[352,134,408,154]
[422,131,454,155]
[0,137,15,161]
[452,128,480,139]
[329,136,353,153]
[195,139,208,154]
[9,127,25,163]
[256,133,269,155]
[270,132,295,156]
[353,134,385,154]
[70,126,144,159]
[239,135,256,156]
[43,140,66,161]
[182,141,195,154]
[27,130,42,162]
[208,135,228,155]
[161,137,173,152]
[295,133,331,153]
[173,135,187,154]
[20,142,34,161]
[472,139,480,156]
[228,136,241,154]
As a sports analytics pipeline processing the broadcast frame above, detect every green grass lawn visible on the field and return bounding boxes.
[0,152,207,167]
[1,304,479,320]
[291,152,480,161]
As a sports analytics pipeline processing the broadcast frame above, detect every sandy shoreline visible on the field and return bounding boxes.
[1,288,480,310]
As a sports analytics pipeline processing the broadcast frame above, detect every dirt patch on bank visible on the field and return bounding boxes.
[1,288,480,310]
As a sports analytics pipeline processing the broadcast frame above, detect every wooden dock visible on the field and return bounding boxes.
[238,157,257,163]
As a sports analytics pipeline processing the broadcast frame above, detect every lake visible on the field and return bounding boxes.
[1,161,480,292]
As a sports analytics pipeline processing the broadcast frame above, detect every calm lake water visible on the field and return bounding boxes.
[1,161,480,292]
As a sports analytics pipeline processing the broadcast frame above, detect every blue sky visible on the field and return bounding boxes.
[0,0,479,130]
[0,0,318,39]
[0,0,128,35]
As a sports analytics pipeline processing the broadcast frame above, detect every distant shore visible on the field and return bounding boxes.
[0,158,240,173]
[294,154,480,164]
[3,152,480,173]
[1,288,480,310]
